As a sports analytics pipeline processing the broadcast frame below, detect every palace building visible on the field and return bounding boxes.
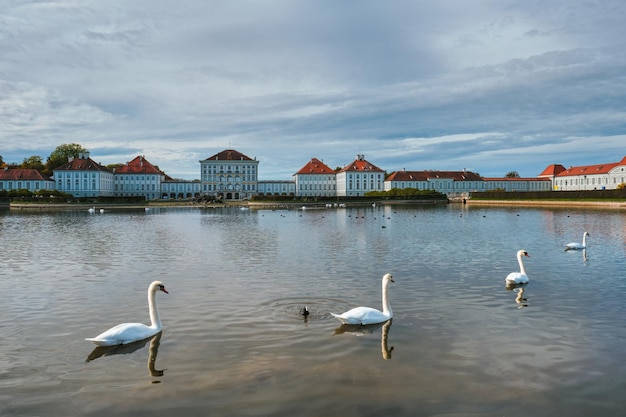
[199,149,259,200]
[3,148,624,200]
[539,156,626,191]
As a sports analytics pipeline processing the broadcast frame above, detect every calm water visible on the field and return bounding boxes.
[1,204,625,417]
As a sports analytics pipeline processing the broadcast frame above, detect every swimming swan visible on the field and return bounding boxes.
[331,273,394,325]
[565,232,590,251]
[85,281,169,346]
[505,250,530,285]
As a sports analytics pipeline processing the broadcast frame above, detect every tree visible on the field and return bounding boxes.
[44,143,87,176]
[107,163,124,171]
[21,155,45,171]
[505,171,520,178]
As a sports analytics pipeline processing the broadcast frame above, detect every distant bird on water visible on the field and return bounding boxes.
[300,306,310,318]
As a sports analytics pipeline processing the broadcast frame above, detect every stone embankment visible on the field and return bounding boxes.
[466,199,626,209]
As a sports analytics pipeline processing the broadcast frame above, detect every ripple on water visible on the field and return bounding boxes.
[260,296,356,323]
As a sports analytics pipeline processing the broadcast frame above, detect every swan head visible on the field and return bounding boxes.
[383,273,394,284]
[518,250,530,258]
[150,281,169,294]
[584,232,590,237]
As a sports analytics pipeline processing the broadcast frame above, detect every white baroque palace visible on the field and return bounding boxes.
[539,156,626,191]
[293,158,336,197]
[113,155,164,200]
[336,154,385,197]
[0,168,55,193]
[53,152,114,197]
[200,149,259,200]
[3,148,625,199]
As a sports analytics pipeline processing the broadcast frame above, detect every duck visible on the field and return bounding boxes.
[300,306,310,317]
[331,273,394,325]
[565,232,590,251]
[505,250,530,285]
[85,281,169,346]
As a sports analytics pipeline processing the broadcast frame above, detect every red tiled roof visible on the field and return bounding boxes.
[538,164,566,177]
[54,156,111,172]
[0,169,53,181]
[338,157,384,173]
[386,171,429,181]
[202,149,254,162]
[556,161,622,177]
[115,156,161,174]
[483,177,551,182]
[295,158,335,175]
[387,170,482,181]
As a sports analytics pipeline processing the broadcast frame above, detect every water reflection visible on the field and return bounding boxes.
[300,306,310,323]
[86,332,165,379]
[333,319,394,360]
[505,283,528,308]
[564,247,589,263]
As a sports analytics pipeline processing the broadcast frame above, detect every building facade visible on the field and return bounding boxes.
[540,156,626,191]
[257,180,296,196]
[481,177,552,192]
[53,152,114,197]
[199,149,259,200]
[0,169,55,193]
[7,148,621,199]
[113,155,164,200]
[336,155,385,197]
[385,170,551,195]
[293,158,336,197]
[385,169,483,194]
[161,178,201,199]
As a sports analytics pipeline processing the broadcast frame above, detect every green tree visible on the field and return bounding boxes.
[21,155,45,171]
[107,163,124,171]
[44,143,87,176]
[505,171,520,178]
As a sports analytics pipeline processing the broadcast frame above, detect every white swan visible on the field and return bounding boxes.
[505,250,530,285]
[88,206,95,214]
[85,281,169,346]
[565,232,589,251]
[331,273,394,325]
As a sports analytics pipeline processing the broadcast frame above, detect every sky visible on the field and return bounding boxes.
[1,0,625,180]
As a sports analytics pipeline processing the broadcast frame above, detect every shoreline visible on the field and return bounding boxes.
[465,199,626,209]
[6,198,626,211]
[7,199,446,211]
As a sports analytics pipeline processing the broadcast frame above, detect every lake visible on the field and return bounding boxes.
[1,203,625,416]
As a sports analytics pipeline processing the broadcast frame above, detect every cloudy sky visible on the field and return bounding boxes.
[1,0,625,180]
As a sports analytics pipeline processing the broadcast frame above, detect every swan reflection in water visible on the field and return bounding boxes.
[565,247,589,263]
[333,319,394,360]
[505,283,528,309]
[86,331,165,379]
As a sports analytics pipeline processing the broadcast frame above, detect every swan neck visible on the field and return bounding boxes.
[517,252,527,275]
[582,234,587,246]
[382,280,392,316]
[148,288,161,330]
